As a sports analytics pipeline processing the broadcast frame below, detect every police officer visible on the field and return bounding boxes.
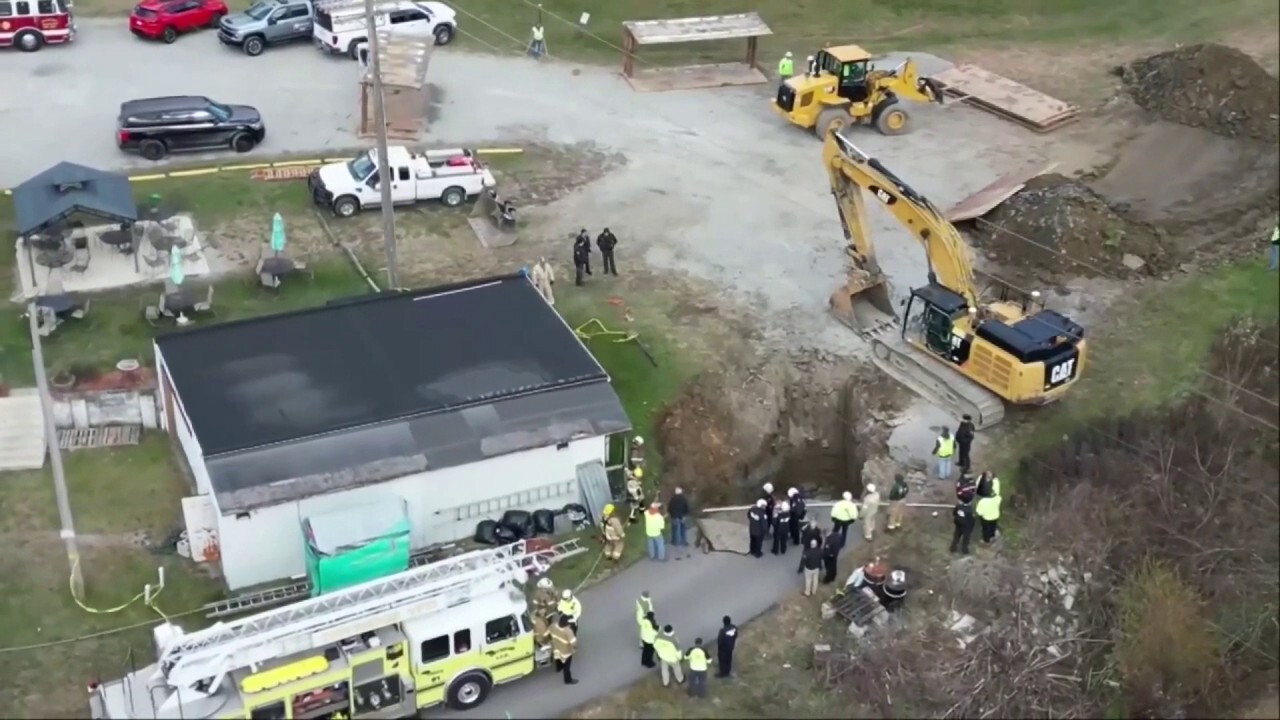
[830,491,858,545]
[558,589,582,632]
[771,501,791,555]
[572,229,592,285]
[550,614,579,685]
[933,428,957,480]
[685,638,710,698]
[747,499,767,558]
[654,625,685,687]
[602,503,626,561]
[956,414,976,471]
[639,611,659,668]
[596,228,619,276]
[715,615,737,678]
[951,496,976,555]
[787,487,806,546]
[956,472,977,503]
[760,482,777,535]
[821,526,844,584]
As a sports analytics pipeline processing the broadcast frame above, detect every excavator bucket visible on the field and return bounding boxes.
[829,268,897,335]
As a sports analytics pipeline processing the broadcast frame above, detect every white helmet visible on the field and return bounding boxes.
[632,436,645,446]
[538,577,552,589]
[807,55,815,61]
[779,501,790,513]
[763,482,774,494]
[755,498,766,508]
[785,51,793,57]
[562,589,573,599]
[787,487,798,497]
[842,491,853,501]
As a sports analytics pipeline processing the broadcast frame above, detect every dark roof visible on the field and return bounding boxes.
[977,309,1083,363]
[912,283,969,316]
[13,162,137,236]
[156,273,615,457]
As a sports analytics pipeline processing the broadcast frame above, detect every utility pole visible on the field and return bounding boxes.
[363,0,399,288]
[27,305,83,597]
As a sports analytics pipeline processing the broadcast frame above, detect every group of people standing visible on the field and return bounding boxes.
[530,577,586,684]
[636,590,739,698]
[938,414,1004,555]
[573,228,620,285]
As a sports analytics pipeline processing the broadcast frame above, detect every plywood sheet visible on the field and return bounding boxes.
[623,12,771,45]
[933,64,1078,132]
[624,62,768,93]
[946,162,1057,222]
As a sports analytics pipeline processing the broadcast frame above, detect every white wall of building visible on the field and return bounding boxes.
[215,435,606,590]
[154,346,213,495]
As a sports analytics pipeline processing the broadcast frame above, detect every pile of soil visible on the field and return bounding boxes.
[972,173,1173,281]
[1120,43,1280,144]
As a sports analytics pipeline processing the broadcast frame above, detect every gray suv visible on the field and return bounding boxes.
[218,0,314,56]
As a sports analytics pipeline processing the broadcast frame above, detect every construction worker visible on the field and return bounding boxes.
[530,257,556,305]
[787,487,806,546]
[977,470,1001,499]
[602,503,626,561]
[668,487,690,548]
[639,611,659,668]
[636,590,655,646]
[890,474,911,530]
[532,577,558,625]
[644,501,666,561]
[771,500,791,555]
[821,526,844,584]
[806,54,818,76]
[596,228,619,276]
[800,536,822,596]
[933,428,956,480]
[830,491,858,545]
[976,491,1002,544]
[626,467,645,524]
[747,499,767,558]
[685,638,710,698]
[1269,222,1279,272]
[654,625,685,687]
[760,482,777,534]
[861,484,881,542]
[951,496,976,555]
[630,435,646,467]
[527,23,546,58]
[777,51,794,81]
[956,414,976,470]
[715,616,737,678]
[558,589,582,632]
[550,614,579,685]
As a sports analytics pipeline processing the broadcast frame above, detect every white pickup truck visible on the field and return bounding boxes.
[308,146,496,217]
[313,0,455,59]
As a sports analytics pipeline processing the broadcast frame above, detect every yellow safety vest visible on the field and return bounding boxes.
[686,647,709,672]
[654,635,681,663]
[831,499,858,522]
[976,495,1002,522]
[937,436,955,458]
[644,511,666,538]
[640,620,658,644]
[531,26,544,41]
[558,597,581,620]
[778,57,794,76]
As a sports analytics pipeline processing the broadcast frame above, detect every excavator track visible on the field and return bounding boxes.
[862,326,1005,429]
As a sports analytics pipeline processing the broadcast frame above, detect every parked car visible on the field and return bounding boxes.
[308,146,494,217]
[130,0,228,43]
[313,0,454,59]
[217,0,313,57]
[117,96,265,161]
[0,0,76,52]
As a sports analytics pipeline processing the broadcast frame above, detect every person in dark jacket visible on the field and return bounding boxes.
[572,236,591,286]
[770,501,791,555]
[800,522,823,556]
[887,473,909,531]
[786,487,806,546]
[955,472,977,503]
[950,497,976,555]
[573,229,592,273]
[668,487,690,547]
[956,414,976,470]
[747,499,767,558]
[800,537,823,596]
[760,482,777,537]
[596,228,619,276]
[821,528,843,583]
[715,616,737,678]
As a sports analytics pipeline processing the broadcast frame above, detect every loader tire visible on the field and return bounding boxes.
[874,104,910,136]
[815,107,850,140]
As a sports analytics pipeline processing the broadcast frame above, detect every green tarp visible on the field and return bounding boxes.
[303,498,411,596]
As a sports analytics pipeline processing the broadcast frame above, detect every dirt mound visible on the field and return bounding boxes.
[972,173,1173,282]
[1120,43,1280,143]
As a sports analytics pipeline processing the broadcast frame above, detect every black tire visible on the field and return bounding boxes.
[230,132,257,153]
[445,672,491,710]
[873,103,910,136]
[434,24,454,45]
[208,11,224,29]
[815,107,850,140]
[15,31,43,52]
[139,140,167,161]
[440,186,466,207]
[243,35,265,56]
[333,196,360,218]
[348,38,366,60]
[162,26,177,43]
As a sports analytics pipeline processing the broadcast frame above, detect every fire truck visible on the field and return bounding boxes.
[89,540,582,719]
[0,0,76,51]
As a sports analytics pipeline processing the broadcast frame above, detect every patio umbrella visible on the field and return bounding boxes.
[169,245,185,286]
[270,212,286,255]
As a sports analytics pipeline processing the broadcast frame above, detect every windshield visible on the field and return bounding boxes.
[348,153,376,181]
[244,2,274,20]
[206,102,231,122]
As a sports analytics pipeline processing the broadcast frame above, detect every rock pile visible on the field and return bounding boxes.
[1016,558,1090,650]
[973,173,1173,281]
[1120,43,1279,144]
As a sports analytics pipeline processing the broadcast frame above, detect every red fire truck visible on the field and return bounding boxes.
[0,0,76,52]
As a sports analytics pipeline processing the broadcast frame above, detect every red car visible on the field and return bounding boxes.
[129,0,228,43]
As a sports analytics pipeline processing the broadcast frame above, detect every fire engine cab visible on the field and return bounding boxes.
[0,0,76,51]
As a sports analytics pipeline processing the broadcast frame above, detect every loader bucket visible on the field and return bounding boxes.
[830,270,896,334]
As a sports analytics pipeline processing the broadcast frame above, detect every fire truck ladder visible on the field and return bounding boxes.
[161,540,574,695]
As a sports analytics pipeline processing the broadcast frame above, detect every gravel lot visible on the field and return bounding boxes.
[2,19,1067,354]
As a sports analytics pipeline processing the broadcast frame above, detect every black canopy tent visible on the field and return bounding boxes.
[13,162,138,237]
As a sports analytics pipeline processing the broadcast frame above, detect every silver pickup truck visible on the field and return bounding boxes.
[218,0,314,56]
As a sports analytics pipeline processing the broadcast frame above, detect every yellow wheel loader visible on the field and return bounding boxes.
[773,45,945,139]
[821,131,1087,427]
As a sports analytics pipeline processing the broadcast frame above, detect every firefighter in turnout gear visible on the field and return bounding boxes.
[630,435,646,467]
[626,466,646,524]
[558,589,582,632]
[532,577,558,625]
[550,614,579,685]
[532,609,553,663]
[602,503,626,561]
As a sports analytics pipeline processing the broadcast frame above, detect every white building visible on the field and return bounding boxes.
[154,273,630,590]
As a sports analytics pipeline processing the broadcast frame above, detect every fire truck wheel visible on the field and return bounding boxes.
[16,31,44,52]
[162,26,177,43]
[139,140,167,161]
[230,132,257,153]
[445,672,492,710]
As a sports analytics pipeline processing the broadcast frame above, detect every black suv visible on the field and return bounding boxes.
[116,96,266,161]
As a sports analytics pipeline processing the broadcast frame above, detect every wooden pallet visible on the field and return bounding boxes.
[932,64,1079,133]
[58,425,142,451]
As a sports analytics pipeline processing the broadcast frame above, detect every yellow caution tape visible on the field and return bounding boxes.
[575,318,638,343]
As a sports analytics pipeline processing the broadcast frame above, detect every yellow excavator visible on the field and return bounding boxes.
[822,131,1087,427]
[774,45,945,139]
